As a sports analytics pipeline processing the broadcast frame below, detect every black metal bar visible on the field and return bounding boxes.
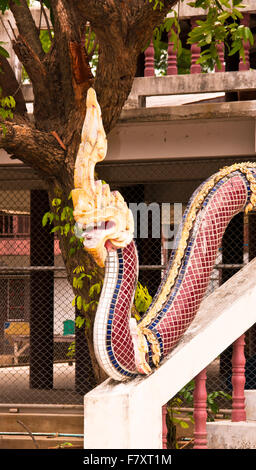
[29,190,54,390]
[0,262,247,272]
[0,266,66,271]
[139,265,167,270]
[214,263,245,269]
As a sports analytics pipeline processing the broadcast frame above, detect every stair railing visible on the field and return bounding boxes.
[162,332,248,449]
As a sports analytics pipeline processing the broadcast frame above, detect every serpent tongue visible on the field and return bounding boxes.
[105,240,117,252]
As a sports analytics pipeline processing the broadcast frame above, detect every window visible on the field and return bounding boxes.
[0,212,30,238]
[0,213,13,237]
[0,278,29,321]
[16,215,30,237]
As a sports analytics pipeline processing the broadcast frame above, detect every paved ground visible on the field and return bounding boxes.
[0,363,83,404]
[0,358,230,406]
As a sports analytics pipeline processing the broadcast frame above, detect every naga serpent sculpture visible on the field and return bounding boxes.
[72,88,256,381]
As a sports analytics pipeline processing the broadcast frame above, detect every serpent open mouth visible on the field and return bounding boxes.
[81,220,117,250]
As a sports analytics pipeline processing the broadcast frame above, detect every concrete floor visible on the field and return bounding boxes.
[0,358,230,406]
[0,363,83,404]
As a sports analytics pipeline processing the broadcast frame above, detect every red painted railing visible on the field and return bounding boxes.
[144,12,253,77]
[144,40,155,77]
[239,13,250,72]
[193,368,208,449]
[167,30,178,76]
[232,334,246,422]
[162,333,248,449]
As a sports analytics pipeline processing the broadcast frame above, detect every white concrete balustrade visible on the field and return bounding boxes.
[84,258,256,449]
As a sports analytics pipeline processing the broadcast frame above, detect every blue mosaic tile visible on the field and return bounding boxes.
[104,248,137,378]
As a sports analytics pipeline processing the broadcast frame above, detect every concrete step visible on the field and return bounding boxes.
[0,412,83,435]
[206,420,256,449]
[0,435,83,449]
[245,390,256,420]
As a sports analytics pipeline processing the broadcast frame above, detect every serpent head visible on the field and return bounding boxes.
[72,182,134,267]
[72,88,134,267]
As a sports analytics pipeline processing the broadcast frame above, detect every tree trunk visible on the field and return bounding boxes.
[47,179,108,385]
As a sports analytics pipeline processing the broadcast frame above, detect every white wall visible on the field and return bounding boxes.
[54,275,75,335]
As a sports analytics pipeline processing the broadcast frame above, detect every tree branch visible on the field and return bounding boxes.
[50,0,93,131]
[75,0,178,27]
[8,0,55,128]
[9,0,44,60]
[0,55,27,116]
[0,118,65,178]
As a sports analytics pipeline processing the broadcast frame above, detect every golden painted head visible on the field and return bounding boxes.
[71,88,134,267]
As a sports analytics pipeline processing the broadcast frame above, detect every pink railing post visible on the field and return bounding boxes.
[162,404,168,449]
[190,18,201,74]
[144,40,155,77]
[232,334,246,422]
[193,368,207,449]
[239,13,250,71]
[167,29,178,75]
[215,42,225,72]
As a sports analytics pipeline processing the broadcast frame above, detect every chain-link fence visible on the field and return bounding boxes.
[0,165,95,405]
[0,156,256,406]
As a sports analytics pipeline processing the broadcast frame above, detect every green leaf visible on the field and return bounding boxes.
[228,42,241,56]
[64,223,71,236]
[75,315,85,328]
[82,301,91,313]
[220,0,231,8]
[0,45,9,58]
[0,122,7,136]
[73,265,85,274]
[0,0,14,14]
[69,247,76,256]
[50,225,60,233]
[76,295,83,310]
[205,33,212,44]
[218,12,230,23]
[42,211,54,227]
[52,198,61,207]
[180,421,189,429]
[89,282,102,298]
